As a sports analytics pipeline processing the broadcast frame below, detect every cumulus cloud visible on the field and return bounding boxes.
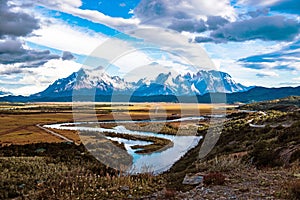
[0,0,58,68]
[166,15,230,33]
[26,21,107,55]
[206,16,230,30]
[0,39,61,67]
[133,0,235,33]
[62,51,75,60]
[246,8,270,18]
[0,59,82,95]
[0,39,24,53]
[195,15,300,43]
[0,64,24,75]
[127,27,215,69]
[0,0,39,38]
[0,0,78,70]
[134,0,235,22]
[168,19,207,33]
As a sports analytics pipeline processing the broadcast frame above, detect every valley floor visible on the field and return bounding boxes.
[0,101,299,199]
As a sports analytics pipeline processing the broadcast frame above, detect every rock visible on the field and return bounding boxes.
[182,173,204,185]
[120,186,130,191]
[293,173,300,178]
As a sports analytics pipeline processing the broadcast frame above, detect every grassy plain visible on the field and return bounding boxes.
[0,102,232,146]
[0,100,299,199]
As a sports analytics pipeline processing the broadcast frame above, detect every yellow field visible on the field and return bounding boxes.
[0,103,236,145]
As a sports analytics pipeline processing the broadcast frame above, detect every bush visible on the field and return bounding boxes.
[203,172,225,185]
[290,150,300,163]
[289,180,300,200]
[164,188,176,199]
[249,141,283,168]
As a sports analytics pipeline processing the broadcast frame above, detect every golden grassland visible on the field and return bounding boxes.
[0,102,299,199]
[0,102,235,145]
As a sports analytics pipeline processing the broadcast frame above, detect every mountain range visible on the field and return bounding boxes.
[33,68,251,97]
[1,68,299,103]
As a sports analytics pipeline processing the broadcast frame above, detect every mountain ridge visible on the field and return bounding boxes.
[1,68,299,103]
[32,68,252,97]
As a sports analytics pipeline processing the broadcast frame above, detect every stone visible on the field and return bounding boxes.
[182,173,204,185]
[120,186,130,191]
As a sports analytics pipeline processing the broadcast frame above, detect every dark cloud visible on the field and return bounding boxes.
[0,39,60,67]
[194,36,213,43]
[168,19,207,32]
[0,67,24,75]
[134,0,231,33]
[195,15,300,43]
[62,51,75,60]
[0,39,24,53]
[0,0,39,38]
[247,8,270,18]
[0,0,75,69]
[134,0,170,22]
[206,16,229,30]
[168,16,230,33]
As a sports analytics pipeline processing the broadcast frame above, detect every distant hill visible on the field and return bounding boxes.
[239,96,300,111]
[225,86,300,103]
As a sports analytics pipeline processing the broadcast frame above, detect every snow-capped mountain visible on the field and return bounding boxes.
[33,68,251,98]
[33,68,134,97]
[132,70,251,96]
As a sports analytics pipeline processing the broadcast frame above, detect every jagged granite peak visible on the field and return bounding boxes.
[32,68,252,97]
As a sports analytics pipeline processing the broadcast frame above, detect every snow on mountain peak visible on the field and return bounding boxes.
[34,68,251,97]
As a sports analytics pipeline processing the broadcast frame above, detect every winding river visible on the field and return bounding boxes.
[44,117,204,174]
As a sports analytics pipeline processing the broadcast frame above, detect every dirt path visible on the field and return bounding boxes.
[36,124,74,143]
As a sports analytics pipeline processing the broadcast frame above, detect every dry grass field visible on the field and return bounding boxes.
[0,102,234,145]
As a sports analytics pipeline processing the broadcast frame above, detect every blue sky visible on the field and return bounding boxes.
[0,0,299,95]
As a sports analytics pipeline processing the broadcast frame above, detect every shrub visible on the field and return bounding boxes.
[290,150,300,163]
[164,188,176,199]
[249,141,283,168]
[288,180,300,200]
[203,172,225,185]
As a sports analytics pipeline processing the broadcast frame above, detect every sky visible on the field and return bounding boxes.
[0,0,300,95]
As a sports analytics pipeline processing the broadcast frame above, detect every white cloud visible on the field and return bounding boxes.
[63,6,140,30]
[293,77,300,81]
[1,59,81,95]
[256,70,279,77]
[112,50,153,74]
[26,20,107,55]
[135,0,236,24]
[36,0,82,8]
[127,27,215,69]
[34,0,139,31]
